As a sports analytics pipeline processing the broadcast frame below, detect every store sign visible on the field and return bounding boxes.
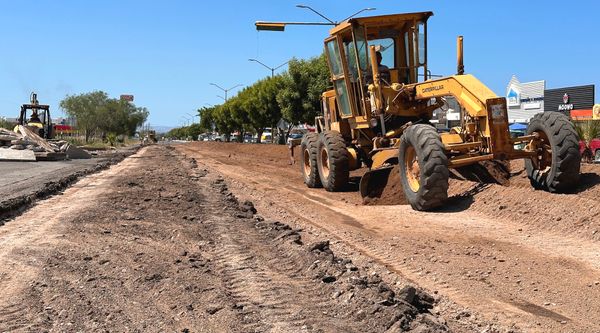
[507,87,520,107]
[558,93,574,111]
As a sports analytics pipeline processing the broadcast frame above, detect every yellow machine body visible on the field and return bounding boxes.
[318,11,539,173]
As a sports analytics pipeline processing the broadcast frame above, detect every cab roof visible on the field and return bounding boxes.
[329,11,434,36]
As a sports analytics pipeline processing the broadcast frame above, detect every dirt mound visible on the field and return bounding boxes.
[363,166,408,206]
[364,160,510,206]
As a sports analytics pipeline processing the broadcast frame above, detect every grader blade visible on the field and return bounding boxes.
[359,166,394,199]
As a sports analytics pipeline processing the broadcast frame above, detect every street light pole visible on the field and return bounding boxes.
[210,83,243,101]
[256,6,375,31]
[248,59,290,78]
[186,112,198,124]
[296,4,375,24]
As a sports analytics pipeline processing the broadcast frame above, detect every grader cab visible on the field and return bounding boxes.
[300,11,581,210]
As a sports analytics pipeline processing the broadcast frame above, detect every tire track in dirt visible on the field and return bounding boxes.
[179,142,600,332]
[200,176,360,332]
[0,147,150,332]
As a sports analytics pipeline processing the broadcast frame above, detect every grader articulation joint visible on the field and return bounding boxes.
[299,11,581,211]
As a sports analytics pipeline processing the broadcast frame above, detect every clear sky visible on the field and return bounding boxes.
[0,0,598,128]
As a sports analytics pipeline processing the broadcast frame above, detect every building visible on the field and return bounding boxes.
[544,84,595,118]
[506,75,545,123]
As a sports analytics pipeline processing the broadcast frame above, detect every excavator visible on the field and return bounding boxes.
[17,92,54,140]
[292,11,580,210]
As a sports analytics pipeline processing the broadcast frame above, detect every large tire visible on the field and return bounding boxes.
[525,112,580,192]
[300,132,322,188]
[398,124,449,211]
[317,131,349,191]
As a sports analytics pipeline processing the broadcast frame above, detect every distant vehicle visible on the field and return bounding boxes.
[580,139,600,162]
[243,133,255,143]
[261,132,273,143]
[18,92,53,139]
[288,132,304,140]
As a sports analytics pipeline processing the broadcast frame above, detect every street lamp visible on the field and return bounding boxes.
[209,83,243,101]
[256,5,375,31]
[340,7,376,22]
[248,59,290,77]
[295,4,335,24]
[186,112,198,124]
[180,116,190,126]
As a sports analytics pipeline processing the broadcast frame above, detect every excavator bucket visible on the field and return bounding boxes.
[359,166,394,199]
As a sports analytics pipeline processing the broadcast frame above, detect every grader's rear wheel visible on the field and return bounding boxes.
[300,132,322,188]
[317,130,349,191]
[525,112,580,192]
[398,124,449,211]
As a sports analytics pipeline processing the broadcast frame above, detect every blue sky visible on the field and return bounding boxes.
[0,1,598,127]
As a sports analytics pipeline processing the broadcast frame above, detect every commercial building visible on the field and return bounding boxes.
[544,84,595,118]
[505,75,545,123]
[505,75,596,122]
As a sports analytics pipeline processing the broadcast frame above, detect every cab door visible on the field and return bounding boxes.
[324,36,356,118]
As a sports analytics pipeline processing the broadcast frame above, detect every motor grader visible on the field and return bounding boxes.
[299,11,581,210]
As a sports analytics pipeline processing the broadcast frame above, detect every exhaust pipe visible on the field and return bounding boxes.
[457,36,464,75]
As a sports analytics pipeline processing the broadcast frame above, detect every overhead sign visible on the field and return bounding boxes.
[120,94,134,102]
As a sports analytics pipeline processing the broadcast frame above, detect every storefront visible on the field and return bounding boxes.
[544,84,595,118]
[505,75,545,123]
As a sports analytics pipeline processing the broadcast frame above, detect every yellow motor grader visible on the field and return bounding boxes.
[298,11,581,210]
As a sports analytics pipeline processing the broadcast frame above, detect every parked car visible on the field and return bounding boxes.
[261,132,273,143]
[288,132,304,140]
[580,139,600,162]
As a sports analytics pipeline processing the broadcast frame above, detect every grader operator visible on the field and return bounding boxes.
[294,11,580,210]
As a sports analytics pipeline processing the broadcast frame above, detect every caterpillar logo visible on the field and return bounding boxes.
[422,85,444,93]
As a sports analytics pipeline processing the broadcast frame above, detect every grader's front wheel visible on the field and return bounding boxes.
[525,112,581,192]
[398,125,449,211]
[317,130,349,191]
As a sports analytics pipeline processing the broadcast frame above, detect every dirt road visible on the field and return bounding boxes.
[0,145,452,332]
[0,147,136,223]
[177,141,600,333]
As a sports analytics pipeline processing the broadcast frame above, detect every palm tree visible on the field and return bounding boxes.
[574,119,600,162]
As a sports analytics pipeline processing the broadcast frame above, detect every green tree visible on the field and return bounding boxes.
[227,97,249,142]
[60,91,148,142]
[198,106,217,132]
[247,76,284,143]
[0,117,15,130]
[213,104,236,141]
[277,54,330,125]
[60,91,109,142]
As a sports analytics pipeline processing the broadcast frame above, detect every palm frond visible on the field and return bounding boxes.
[573,120,600,144]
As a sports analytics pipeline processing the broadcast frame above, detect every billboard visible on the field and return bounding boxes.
[120,94,134,102]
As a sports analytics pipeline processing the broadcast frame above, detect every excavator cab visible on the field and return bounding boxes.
[17,93,54,140]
